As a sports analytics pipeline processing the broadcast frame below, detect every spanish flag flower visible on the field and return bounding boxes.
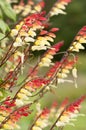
[38,41,63,67]
[2,105,30,130]
[56,96,86,127]
[69,26,86,52]
[13,0,45,17]
[49,0,71,17]
[32,107,50,130]
[15,78,49,106]
[32,27,59,51]
[57,58,77,79]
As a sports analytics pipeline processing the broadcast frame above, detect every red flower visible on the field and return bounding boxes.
[46,62,61,78]
[41,108,50,117]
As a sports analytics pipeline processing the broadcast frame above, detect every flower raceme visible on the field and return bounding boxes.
[69,26,86,52]
[15,78,49,106]
[32,108,50,130]
[0,96,85,130]
[56,96,86,127]
[38,41,64,67]
[49,0,71,17]
[29,96,86,130]
[11,11,47,48]
[13,0,45,17]
[31,27,59,51]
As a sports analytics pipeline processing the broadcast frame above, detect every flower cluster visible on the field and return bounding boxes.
[49,0,71,17]
[38,41,63,67]
[69,26,86,52]
[32,106,50,130]
[11,11,47,48]
[0,96,31,130]
[56,96,86,127]
[57,58,77,79]
[31,28,59,51]
[46,62,61,78]
[29,96,86,129]
[15,78,49,106]
[13,0,45,17]
[45,56,77,84]
[0,97,15,128]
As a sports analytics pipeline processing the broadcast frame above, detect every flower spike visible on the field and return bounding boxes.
[69,26,86,52]
[48,0,71,17]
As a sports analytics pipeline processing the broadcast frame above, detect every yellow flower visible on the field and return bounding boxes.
[62,69,70,74]
[15,99,24,106]
[56,3,66,9]
[34,5,41,12]
[72,67,77,78]
[10,29,18,37]
[32,126,42,130]
[3,124,14,130]
[17,93,28,100]
[28,29,36,37]
[13,37,22,47]
[24,36,35,42]
[0,116,5,122]
[20,88,32,96]
[36,119,48,128]
[16,22,24,30]
[74,43,84,50]
[79,37,86,43]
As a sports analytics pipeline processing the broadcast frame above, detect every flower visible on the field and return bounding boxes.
[46,62,61,78]
[56,96,86,127]
[31,27,59,51]
[57,58,77,79]
[72,67,77,78]
[49,0,71,17]
[38,41,63,67]
[69,26,86,52]
[32,107,50,130]
[15,78,49,106]
[2,105,30,130]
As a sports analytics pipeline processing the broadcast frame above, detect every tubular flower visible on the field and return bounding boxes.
[0,97,15,124]
[57,58,77,81]
[1,105,30,130]
[38,41,63,67]
[49,0,71,17]
[56,96,86,127]
[46,62,61,78]
[13,0,45,17]
[68,26,86,52]
[31,28,59,51]
[10,12,47,47]
[15,78,49,106]
[32,107,50,130]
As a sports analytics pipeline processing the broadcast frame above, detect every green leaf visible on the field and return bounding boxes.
[0,33,5,40]
[0,8,3,18]
[0,19,10,33]
[0,0,16,21]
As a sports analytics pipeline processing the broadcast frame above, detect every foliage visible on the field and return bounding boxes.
[0,0,16,38]
[0,0,86,130]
